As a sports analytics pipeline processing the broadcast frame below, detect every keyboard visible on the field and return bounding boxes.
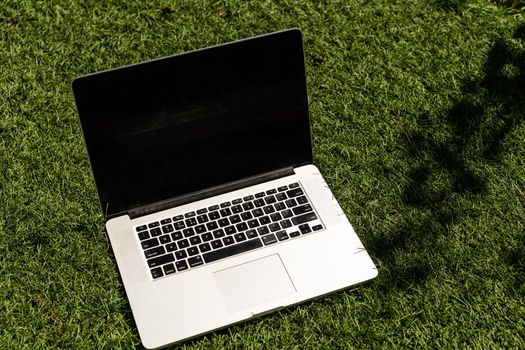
[134,182,324,279]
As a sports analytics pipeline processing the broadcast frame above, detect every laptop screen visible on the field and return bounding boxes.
[73,29,312,218]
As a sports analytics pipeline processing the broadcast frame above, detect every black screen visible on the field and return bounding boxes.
[73,29,312,218]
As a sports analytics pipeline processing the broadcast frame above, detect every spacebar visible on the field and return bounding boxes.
[203,239,263,263]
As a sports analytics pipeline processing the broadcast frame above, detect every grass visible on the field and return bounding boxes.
[1,0,524,348]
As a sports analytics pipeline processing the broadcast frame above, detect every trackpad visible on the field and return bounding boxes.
[214,254,296,313]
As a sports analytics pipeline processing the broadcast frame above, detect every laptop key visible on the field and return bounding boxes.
[281,209,293,218]
[218,218,230,227]
[173,215,183,221]
[163,263,176,275]
[199,243,212,253]
[247,219,259,228]
[223,236,235,246]
[150,228,162,237]
[236,222,248,231]
[142,237,159,249]
[171,231,183,241]
[265,195,276,204]
[209,211,220,220]
[175,250,187,260]
[255,192,265,198]
[150,267,163,279]
[230,214,241,224]
[220,208,232,217]
[220,201,231,208]
[147,253,174,268]
[208,205,219,211]
[277,185,288,192]
[289,183,299,188]
[195,225,206,234]
[185,211,196,218]
[259,216,271,225]
[202,232,213,242]
[270,213,282,222]
[242,202,254,211]
[197,215,208,224]
[263,205,275,214]
[274,202,286,211]
[234,232,247,242]
[269,223,281,232]
[183,228,195,237]
[203,238,263,263]
[266,189,277,195]
[138,231,149,241]
[312,224,324,231]
[241,211,253,220]
[243,195,254,201]
[232,198,243,204]
[257,226,270,235]
[276,230,289,241]
[197,208,208,215]
[252,208,264,217]
[188,256,204,268]
[280,219,292,228]
[253,199,265,207]
[144,246,166,259]
[185,218,197,226]
[285,199,297,208]
[187,247,199,256]
[276,193,287,201]
[262,234,277,245]
[213,229,225,238]
[175,260,188,271]
[296,196,308,204]
[211,239,223,249]
[166,243,177,252]
[160,218,172,225]
[289,231,300,238]
[189,236,201,246]
[206,221,218,230]
[178,239,189,249]
[148,222,160,228]
[232,205,242,214]
[174,221,185,230]
[299,224,312,234]
[225,226,236,235]
[159,234,171,244]
[136,225,148,232]
[246,229,258,239]
[292,204,312,216]
[162,224,174,233]
[286,188,303,198]
[292,212,317,226]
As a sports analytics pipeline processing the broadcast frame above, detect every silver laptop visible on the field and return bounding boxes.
[72,28,377,349]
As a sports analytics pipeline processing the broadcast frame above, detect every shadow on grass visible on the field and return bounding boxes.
[433,0,470,13]
[369,22,525,290]
[434,0,525,12]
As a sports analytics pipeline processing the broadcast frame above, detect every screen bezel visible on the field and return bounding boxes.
[72,28,312,219]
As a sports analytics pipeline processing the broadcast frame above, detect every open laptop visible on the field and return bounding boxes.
[72,28,377,349]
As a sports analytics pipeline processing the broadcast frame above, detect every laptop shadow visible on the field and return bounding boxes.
[367,22,525,290]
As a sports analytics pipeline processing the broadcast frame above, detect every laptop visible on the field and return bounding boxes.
[72,28,377,349]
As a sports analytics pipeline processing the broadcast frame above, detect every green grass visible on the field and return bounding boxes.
[1,0,524,348]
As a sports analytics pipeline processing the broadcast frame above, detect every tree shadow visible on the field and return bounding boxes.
[433,0,469,13]
[368,22,525,290]
[434,0,525,13]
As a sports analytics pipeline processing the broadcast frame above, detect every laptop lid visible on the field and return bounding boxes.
[72,29,312,220]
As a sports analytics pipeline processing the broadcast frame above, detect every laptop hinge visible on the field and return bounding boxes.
[127,167,295,220]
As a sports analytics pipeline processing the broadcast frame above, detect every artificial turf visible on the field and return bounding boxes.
[1,0,524,348]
